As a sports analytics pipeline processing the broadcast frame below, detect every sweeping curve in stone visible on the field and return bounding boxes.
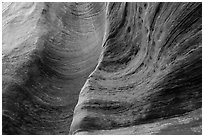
[2,2,106,134]
[70,2,202,135]
[2,2,202,135]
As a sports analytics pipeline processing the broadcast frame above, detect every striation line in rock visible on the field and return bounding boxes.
[70,2,202,135]
[2,2,202,135]
[2,2,107,134]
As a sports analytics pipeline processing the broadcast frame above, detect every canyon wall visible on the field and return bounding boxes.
[2,2,106,134]
[2,2,202,135]
[70,2,202,134]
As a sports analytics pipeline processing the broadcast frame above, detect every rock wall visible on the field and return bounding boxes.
[70,2,202,134]
[2,2,106,134]
[2,2,202,135]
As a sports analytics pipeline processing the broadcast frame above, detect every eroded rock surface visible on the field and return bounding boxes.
[70,2,202,135]
[2,2,202,135]
[2,2,106,134]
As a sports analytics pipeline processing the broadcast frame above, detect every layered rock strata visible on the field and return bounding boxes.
[2,2,202,135]
[2,2,106,134]
[70,2,202,135]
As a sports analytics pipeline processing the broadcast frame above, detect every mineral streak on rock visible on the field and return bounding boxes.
[2,2,107,134]
[70,2,202,135]
[2,2,202,135]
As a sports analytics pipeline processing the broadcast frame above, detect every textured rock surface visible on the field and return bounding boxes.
[2,2,202,135]
[2,2,106,134]
[70,2,202,135]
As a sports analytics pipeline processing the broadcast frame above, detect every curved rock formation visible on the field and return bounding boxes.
[2,2,106,134]
[70,2,202,135]
[2,2,202,135]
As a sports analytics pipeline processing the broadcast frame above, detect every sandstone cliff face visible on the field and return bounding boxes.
[2,2,202,135]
